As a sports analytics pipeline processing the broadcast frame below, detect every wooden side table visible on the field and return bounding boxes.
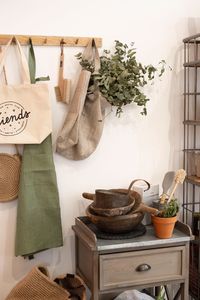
[72,218,193,300]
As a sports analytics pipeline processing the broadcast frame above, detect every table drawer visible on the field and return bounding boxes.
[99,246,185,290]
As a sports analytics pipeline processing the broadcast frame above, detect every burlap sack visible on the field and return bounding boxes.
[5,266,70,300]
[0,37,52,144]
[56,39,108,160]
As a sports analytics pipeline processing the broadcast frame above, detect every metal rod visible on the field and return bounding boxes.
[183,92,200,95]
[194,38,198,125]
[187,42,190,195]
[183,42,187,221]
[183,33,200,43]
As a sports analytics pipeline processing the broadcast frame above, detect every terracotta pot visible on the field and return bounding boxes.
[151,215,177,239]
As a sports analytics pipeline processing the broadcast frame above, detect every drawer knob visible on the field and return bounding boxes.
[136,264,151,272]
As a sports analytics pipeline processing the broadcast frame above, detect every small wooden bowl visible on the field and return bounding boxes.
[83,190,142,211]
[90,197,135,217]
[86,205,144,233]
[94,189,130,209]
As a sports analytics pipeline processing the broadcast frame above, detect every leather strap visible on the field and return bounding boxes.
[58,41,64,87]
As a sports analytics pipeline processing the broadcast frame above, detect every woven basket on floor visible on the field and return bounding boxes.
[5,266,70,300]
[0,153,21,202]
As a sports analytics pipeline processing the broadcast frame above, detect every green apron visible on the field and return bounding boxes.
[15,41,63,257]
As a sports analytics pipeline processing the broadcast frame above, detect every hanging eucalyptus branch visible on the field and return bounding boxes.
[76,40,167,117]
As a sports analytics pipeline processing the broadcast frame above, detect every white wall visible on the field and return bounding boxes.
[0,0,200,298]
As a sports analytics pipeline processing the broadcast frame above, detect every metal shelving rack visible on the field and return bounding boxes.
[183,33,200,300]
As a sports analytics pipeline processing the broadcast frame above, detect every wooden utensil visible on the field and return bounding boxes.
[55,41,71,104]
[160,171,175,204]
[167,169,186,204]
[82,192,95,200]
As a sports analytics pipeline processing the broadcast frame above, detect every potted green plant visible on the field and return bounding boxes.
[151,198,179,239]
[152,169,186,239]
[76,40,167,117]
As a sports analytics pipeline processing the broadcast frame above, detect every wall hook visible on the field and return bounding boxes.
[0,34,102,47]
[60,39,65,54]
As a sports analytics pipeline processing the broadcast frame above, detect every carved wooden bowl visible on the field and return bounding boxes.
[90,196,135,217]
[86,205,144,233]
[82,189,142,210]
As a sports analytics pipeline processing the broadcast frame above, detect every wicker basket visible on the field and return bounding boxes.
[0,153,21,202]
[5,266,70,300]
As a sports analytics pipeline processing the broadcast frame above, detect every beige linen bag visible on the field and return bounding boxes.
[56,39,108,160]
[0,37,52,144]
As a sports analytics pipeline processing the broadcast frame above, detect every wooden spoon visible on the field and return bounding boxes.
[160,171,175,204]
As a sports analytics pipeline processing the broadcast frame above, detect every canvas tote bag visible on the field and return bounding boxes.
[0,57,21,202]
[56,39,108,160]
[0,37,52,144]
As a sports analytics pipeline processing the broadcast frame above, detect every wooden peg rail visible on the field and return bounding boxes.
[0,34,102,47]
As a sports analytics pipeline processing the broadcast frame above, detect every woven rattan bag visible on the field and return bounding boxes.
[0,150,21,202]
[5,266,70,300]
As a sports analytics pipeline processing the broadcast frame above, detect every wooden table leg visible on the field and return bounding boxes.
[180,281,189,300]
[91,251,99,300]
[164,285,173,300]
[180,242,189,300]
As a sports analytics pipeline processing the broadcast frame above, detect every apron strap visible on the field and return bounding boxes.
[28,38,50,83]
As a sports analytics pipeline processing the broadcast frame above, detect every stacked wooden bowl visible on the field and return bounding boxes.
[83,186,158,234]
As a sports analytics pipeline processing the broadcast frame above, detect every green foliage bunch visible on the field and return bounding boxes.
[160,198,179,218]
[156,286,165,300]
[76,40,166,116]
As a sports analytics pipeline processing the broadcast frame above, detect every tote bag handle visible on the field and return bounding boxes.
[0,46,21,156]
[0,37,30,84]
